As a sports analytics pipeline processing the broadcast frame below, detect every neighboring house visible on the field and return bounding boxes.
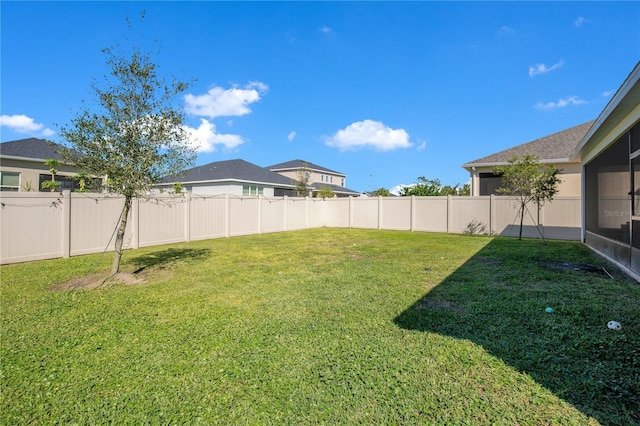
[0,138,87,192]
[572,62,640,280]
[268,159,360,197]
[158,159,297,197]
[462,121,595,197]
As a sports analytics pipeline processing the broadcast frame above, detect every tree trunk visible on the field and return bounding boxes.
[518,201,525,240]
[111,195,132,276]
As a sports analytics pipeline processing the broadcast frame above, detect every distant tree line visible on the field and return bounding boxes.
[399,177,470,197]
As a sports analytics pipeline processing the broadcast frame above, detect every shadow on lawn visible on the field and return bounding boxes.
[129,247,211,274]
[394,238,640,426]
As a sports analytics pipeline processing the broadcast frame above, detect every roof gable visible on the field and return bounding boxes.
[463,120,595,168]
[166,159,294,187]
[0,138,65,161]
[268,159,345,176]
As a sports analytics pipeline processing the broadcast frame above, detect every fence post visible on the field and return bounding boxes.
[185,192,191,242]
[62,190,71,258]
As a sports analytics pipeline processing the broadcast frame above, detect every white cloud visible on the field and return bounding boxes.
[288,131,297,142]
[534,96,587,111]
[416,141,426,151]
[184,119,244,152]
[575,16,590,28]
[320,26,334,34]
[326,120,412,152]
[499,26,515,35]
[0,114,54,136]
[601,89,614,97]
[528,60,564,77]
[184,81,268,119]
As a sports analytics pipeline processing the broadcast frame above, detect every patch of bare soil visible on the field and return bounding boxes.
[538,261,614,278]
[51,272,145,291]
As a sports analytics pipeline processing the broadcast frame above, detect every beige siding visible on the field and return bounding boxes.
[274,169,345,187]
[1,158,80,192]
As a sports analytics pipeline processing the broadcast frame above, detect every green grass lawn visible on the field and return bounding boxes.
[1,229,639,425]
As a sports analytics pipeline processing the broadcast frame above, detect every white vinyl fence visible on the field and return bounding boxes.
[0,191,581,265]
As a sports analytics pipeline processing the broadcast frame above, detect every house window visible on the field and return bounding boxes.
[242,185,264,196]
[0,171,20,191]
[38,174,77,192]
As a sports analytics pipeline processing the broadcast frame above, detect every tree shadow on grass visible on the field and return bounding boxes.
[128,247,211,274]
[394,238,640,426]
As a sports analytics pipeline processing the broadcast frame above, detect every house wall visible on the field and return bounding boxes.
[0,158,79,192]
[275,169,346,188]
[468,162,581,197]
[0,192,582,265]
[187,183,275,197]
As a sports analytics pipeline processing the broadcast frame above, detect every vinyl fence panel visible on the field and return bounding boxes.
[351,197,379,229]
[229,196,260,237]
[0,192,582,265]
[413,197,448,233]
[0,192,65,263]
[189,194,228,241]
[284,197,308,231]
[69,193,132,256]
[261,197,286,234]
[322,198,350,228]
[539,196,582,240]
[380,197,412,231]
[449,196,492,235]
[138,195,187,247]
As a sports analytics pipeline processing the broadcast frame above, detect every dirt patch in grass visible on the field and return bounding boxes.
[51,273,145,291]
[538,260,614,278]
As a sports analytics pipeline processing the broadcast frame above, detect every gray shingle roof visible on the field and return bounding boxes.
[165,159,295,187]
[311,182,361,196]
[268,159,345,177]
[463,120,595,168]
[0,138,65,161]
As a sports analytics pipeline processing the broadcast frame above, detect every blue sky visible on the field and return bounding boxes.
[1,1,639,193]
